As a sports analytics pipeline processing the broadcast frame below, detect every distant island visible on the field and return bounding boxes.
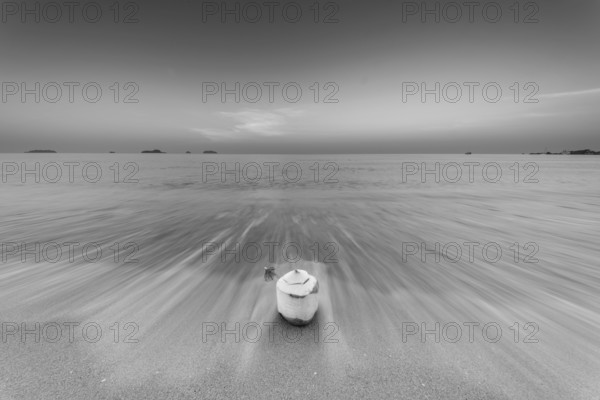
[186,151,191,154]
[141,149,166,154]
[26,150,57,153]
[530,149,600,155]
[203,150,217,154]
[568,149,600,155]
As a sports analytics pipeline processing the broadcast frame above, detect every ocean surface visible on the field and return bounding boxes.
[0,154,599,399]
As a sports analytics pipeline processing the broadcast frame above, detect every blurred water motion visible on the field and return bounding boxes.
[0,154,599,399]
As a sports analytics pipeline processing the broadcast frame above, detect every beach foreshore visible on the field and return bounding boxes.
[1,155,599,399]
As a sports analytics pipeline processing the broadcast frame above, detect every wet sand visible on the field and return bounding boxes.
[1,155,599,399]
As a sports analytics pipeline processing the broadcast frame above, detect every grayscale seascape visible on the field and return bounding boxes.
[2,0,600,398]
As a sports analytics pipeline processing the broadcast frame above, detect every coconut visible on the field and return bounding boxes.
[276,269,319,325]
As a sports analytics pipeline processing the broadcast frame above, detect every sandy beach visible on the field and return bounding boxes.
[1,154,599,399]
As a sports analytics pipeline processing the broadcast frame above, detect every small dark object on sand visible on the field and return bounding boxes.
[264,266,277,281]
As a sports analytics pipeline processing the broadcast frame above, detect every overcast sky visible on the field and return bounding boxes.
[1,0,599,153]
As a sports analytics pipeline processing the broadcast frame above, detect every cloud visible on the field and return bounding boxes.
[538,87,600,99]
[221,109,286,136]
[189,128,238,141]
[190,108,305,140]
